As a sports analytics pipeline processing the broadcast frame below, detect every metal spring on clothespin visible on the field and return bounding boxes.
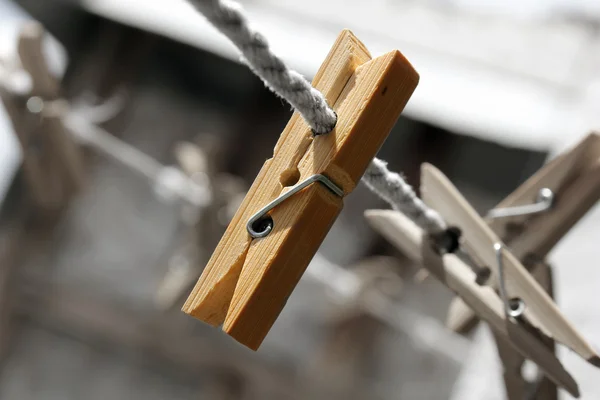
[246,174,343,238]
[494,242,525,318]
[487,188,554,219]
[487,188,556,318]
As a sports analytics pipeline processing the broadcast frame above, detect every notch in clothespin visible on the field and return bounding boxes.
[0,22,84,211]
[183,29,420,350]
[447,132,600,334]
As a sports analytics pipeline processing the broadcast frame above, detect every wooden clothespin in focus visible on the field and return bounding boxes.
[446,133,600,334]
[0,22,84,212]
[366,162,600,397]
[183,29,419,350]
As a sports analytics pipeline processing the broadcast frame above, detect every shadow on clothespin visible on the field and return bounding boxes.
[445,133,600,334]
[366,160,600,398]
[183,29,420,350]
[0,21,84,214]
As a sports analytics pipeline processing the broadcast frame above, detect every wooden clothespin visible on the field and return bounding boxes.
[365,208,580,397]
[447,132,600,333]
[183,29,419,350]
[493,260,558,400]
[0,22,84,212]
[155,139,246,310]
[366,162,600,397]
[420,163,599,365]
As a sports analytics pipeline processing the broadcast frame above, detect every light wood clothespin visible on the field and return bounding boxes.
[493,260,558,400]
[183,30,419,350]
[366,161,600,397]
[420,164,599,365]
[365,208,580,397]
[0,22,84,212]
[447,133,600,333]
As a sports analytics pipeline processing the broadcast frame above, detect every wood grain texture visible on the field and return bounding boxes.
[446,133,600,338]
[420,163,600,365]
[364,209,579,397]
[183,30,372,328]
[183,29,419,349]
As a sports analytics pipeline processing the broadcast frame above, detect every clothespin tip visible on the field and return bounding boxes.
[589,355,600,368]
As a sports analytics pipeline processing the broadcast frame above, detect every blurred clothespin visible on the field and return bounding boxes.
[155,138,246,310]
[183,30,420,350]
[447,132,600,333]
[493,260,558,400]
[0,22,84,212]
[366,161,600,398]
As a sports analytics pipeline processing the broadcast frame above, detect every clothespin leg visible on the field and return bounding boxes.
[494,261,558,400]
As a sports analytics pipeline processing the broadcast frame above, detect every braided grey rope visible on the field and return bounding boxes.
[188,0,446,234]
[363,158,446,233]
[188,0,336,134]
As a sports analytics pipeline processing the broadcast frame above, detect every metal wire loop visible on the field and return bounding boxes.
[494,243,525,319]
[487,188,554,219]
[246,174,344,239]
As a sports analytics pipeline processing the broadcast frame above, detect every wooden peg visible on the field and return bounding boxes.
[493,261,558,400]
[0,86,51,207]
[0,22,84,212]
[183,29,420,350]
[17,22,60,98]
[447,133,600,334]
[43,100,85,197]
[420,163,600,366]
[364,209,579,397]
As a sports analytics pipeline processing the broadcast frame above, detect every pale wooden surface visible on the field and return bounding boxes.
[420,163,599,365]
[493,262,558,400]
[451,203,600,400]
[446,134,600,338]
[184,29,419,350]
[365,209,579,397]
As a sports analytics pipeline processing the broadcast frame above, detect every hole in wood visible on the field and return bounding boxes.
[280,168,300,187]
[251,215,274,236]
[475,267,491,285]
[509,297,525,313]
[432,226,461,254]
[381,86,388,95]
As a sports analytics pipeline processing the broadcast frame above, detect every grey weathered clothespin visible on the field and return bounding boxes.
[0,22,84,212]
[365,136,600,397]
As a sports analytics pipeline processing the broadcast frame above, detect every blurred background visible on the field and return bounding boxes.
[0,0,599,399]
